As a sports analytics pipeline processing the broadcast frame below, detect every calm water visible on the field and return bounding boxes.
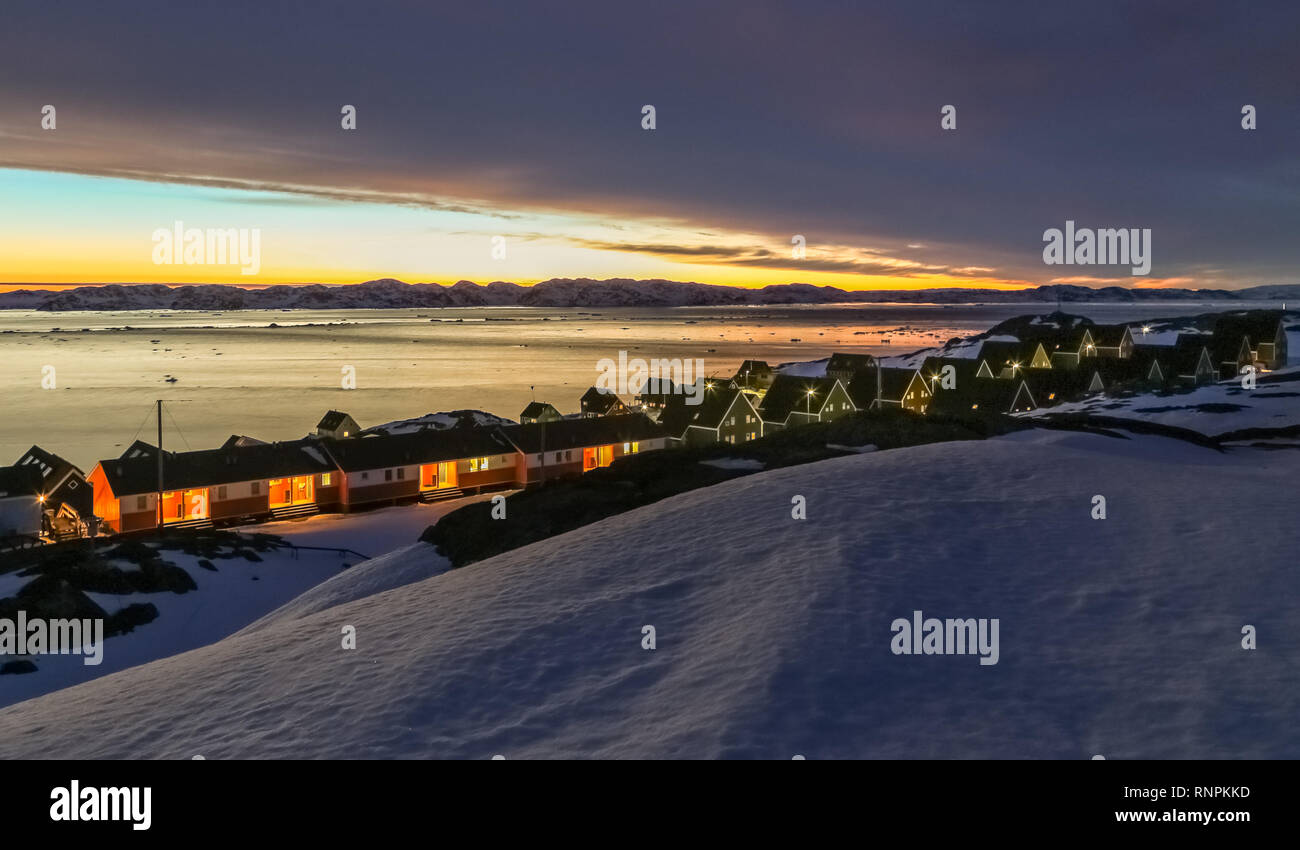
[0,302,1259,469]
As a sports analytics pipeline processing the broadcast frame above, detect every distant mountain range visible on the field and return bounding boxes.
[1,278,1297,311]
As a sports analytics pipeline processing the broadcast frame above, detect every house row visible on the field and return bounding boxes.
[639,364,934,447]
[88,414,669,535]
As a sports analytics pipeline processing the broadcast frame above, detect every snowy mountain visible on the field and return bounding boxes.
[2,278,1296,311]
[0,428,1295,758]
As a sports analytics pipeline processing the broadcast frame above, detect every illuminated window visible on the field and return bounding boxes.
[321,473,332,486]
[342,431,349,437]
[632,442,639,453]
[469,458,478,472]
[624,442,630,453]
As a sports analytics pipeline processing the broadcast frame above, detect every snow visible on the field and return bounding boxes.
[245,493,507,558]
[0,545,344,710]
[0,494,498,708]
[0,428,1295,758]
[1027,366,1300,436]
[241,543,450,633]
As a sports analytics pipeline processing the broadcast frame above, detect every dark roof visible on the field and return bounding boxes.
[97,438,339,497]
[1024,366,1102,401]
[14,444,82,482]
[322,429,514,473]
[826,352,876,374]
[845,367,924,405]
[1167,338,1213,375]
[580,386,626,414]
[1019,325,1094,353]
[316,410,353,430]
[0,464,43,499]
[501,414,666,453]
[119,440,158,460]
[657,395,696,438]
[758,375,841,422]
[735,360,772,375]
[14,445,91,514]
[1213,311,1284,347]
[520,401,558,419]
[687,384,753,429]
[221,434,269,449]
[976,341,1037,374]
[931,377,1034,415]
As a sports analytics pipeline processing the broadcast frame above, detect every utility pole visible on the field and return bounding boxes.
[156,399,164,533]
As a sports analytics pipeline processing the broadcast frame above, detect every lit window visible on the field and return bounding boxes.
[342,431,349,437]
[632,442,639,453]
[624,442,630,453]
[469,459,478,472]
[321,473,332,486]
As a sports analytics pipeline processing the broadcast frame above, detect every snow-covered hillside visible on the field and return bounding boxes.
[0,429,1294,758]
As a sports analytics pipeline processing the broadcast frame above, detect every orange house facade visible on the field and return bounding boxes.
[89,439,340,533]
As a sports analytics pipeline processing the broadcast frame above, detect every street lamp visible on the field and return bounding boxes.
[806,388,815,416]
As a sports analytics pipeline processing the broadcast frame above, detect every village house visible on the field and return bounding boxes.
[1212,311,1288,376]
[633,378,688,416]
[974,341,1052,379]
[1094,350,1167,391]
[846,367,932,414]
[732,360,775,391]
[519,401,562,424]
[501,414,669,485]
[0,464,43,539]
[1169,335,1219,384]
[11,445,93,538]
[825,352,877,382]
[931,374,1037,415]
[660,383,764,446]
[1016,322,1098,369]
[579,386,631,417]
[319,428,518,509]
[757,375,855,432]
[316,410,361,439]
[1090,324,1135,359]
[88,438,341,533]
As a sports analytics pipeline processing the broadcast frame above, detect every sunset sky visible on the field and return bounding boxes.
[1,0,1297,292]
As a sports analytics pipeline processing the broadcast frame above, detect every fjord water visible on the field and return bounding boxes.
[0,302,1251,468]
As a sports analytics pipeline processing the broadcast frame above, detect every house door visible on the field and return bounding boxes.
[583,447,597,471]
